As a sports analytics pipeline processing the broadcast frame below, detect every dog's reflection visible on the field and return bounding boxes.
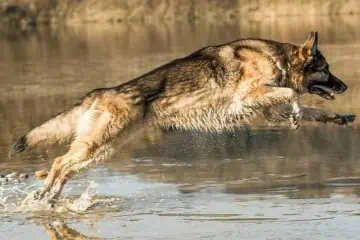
[44,221,99,240]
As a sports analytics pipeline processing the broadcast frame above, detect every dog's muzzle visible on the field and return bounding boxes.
[309,73,347,100]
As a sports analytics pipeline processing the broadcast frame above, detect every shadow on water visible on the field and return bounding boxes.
[0,15,360,239]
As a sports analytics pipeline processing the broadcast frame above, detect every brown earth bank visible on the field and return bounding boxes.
[0,0,359,25]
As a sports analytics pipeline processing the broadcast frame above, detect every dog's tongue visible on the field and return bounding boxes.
[309,85,335,100]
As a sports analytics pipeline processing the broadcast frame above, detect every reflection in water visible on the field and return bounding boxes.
[105,127,360,199]
[43,221,97,240]
[0,15,360,240]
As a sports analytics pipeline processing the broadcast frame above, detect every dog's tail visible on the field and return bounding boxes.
[9,102,88,158]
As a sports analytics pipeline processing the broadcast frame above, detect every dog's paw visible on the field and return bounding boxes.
[333,114,356,126]
[290,116,299,129]
[19,190,42,207]
[33,188,51,201]
[33,189,43,200]
[290,108,303,130]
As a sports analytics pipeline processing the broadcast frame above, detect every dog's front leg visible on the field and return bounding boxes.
[302,108,356,125]
[289,97,302,129]
[264,104,356,126]
[244,86,302,129]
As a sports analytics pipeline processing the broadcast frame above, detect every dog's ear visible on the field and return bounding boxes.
[302,31,318,56]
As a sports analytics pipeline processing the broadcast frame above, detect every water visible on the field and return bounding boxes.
[1,17,360,239]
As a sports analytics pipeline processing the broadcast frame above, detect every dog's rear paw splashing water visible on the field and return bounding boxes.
[0,180,109,213]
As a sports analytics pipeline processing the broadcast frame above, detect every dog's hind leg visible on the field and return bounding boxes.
[49,144,115,200]
[34,100,144,200]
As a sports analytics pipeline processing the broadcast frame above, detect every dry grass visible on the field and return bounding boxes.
[0,0,359,24]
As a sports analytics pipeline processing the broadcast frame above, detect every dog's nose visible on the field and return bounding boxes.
[330,73,347,93]
[339,83,348,93]
[332,81,348,93]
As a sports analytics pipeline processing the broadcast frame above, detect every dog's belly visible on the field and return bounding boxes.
[155,104,261,131]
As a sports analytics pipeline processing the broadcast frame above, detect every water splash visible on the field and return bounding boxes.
[0,181,107,213]
[62,181,99,212]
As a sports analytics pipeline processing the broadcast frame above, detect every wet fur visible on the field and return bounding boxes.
[10,32,356,201]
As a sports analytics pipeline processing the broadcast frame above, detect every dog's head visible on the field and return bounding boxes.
[296,32,347,100]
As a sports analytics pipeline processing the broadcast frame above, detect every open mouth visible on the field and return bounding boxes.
[309,85,336,100]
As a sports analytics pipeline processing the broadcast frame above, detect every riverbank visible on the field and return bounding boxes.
[1,0,359,25]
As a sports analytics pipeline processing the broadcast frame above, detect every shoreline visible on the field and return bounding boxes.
[1,0,359,26]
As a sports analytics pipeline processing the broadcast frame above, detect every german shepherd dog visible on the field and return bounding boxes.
[10,31,355,202]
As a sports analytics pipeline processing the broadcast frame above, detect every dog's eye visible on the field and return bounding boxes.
[304,62,316,72]
[320,65,329,72]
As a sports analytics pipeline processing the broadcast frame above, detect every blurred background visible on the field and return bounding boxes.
[0,1,360,239]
